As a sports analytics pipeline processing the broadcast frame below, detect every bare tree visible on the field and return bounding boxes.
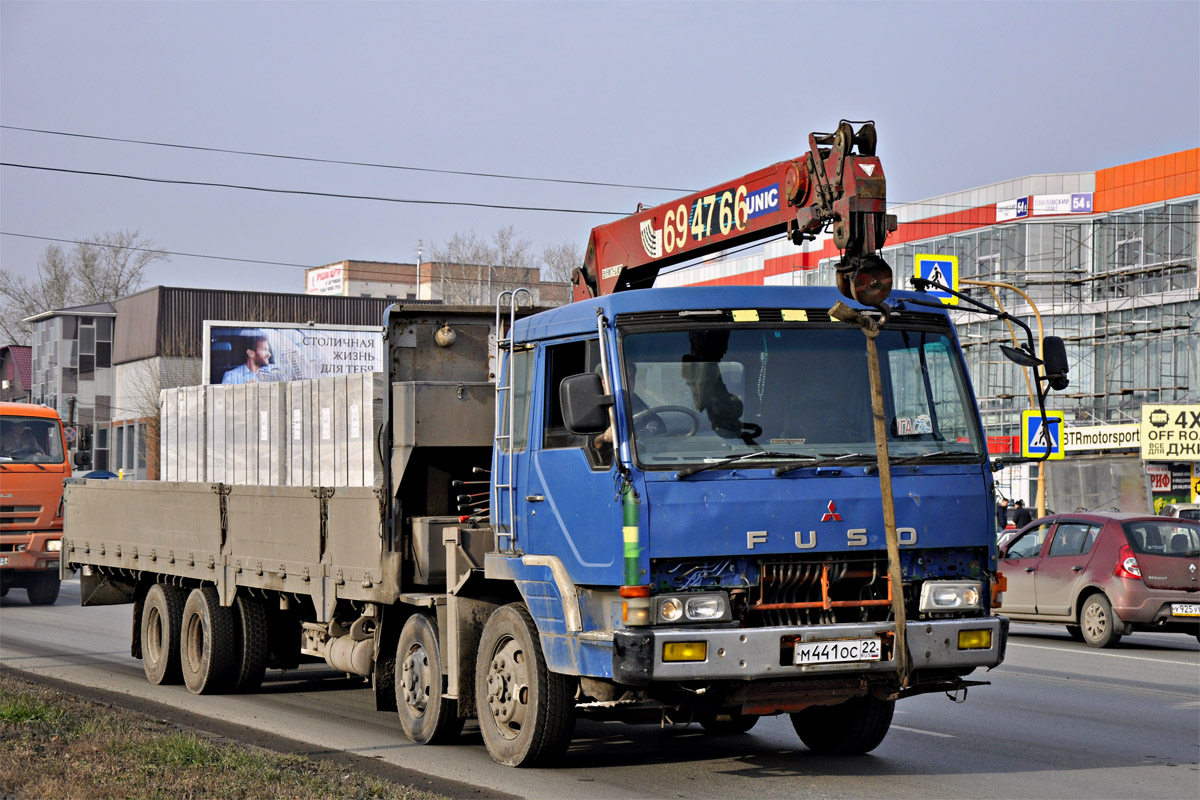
[428,226,535,305]
[540,241,580,285]
[0,230,167,345]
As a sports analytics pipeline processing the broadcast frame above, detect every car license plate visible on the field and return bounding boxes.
[794,637,882,665]
[0,555,7,566]
[1171,603,1200,617]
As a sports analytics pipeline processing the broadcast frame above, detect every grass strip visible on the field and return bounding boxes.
[0,671,448,800]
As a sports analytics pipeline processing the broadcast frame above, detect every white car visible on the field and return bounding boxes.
[1162,503,1200,521]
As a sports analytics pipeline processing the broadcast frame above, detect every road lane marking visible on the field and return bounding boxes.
[1008,641,1199,666]
[892,725,954,738]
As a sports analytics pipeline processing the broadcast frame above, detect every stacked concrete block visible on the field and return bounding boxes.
[162,374,384,488]
[160,386,207,483]
[204,383,288,486]
[287,373,386,488]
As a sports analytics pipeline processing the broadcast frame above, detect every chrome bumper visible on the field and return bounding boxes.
[613,616,1008,685]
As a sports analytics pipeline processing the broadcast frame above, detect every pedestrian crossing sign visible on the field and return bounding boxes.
[914,254,959,306]
[1021,409,1065,459]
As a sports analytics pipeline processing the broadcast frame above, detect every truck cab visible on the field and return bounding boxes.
[1,402,71,604]
[485,286,1005,741]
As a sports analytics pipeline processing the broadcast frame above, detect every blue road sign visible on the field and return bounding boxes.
[914,254,959,305]
[1021,409,1065,460]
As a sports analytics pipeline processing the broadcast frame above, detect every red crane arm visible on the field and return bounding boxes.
[572,121,896,301]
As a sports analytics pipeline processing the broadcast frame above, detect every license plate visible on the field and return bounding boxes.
[794,637,882,665]
[0,556,7,566]
[1171,603,1200,617]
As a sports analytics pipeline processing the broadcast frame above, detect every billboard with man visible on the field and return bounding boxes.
[203,321,384,385]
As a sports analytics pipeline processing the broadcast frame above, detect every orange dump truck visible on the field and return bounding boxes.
[1,402,71,604]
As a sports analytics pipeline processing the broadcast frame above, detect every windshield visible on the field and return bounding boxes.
[0,415,66,465]
[620,324,983,469]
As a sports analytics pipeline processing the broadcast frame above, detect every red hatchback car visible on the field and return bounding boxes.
[998,512,1200,647]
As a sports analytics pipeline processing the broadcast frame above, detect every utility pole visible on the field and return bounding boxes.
[416,241,422,301]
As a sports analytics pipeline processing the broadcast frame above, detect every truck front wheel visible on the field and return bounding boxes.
[181,587,237,694]
[142,583,186,685]
[790,694,895,754]
[26,574,60,605]
[395,613,463,744]
[475,603,576,766]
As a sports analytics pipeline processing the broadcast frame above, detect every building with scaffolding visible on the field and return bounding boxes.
[657,148,1199,509]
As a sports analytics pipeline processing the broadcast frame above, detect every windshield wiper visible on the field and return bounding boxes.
[888,450,974,466]
[676,451,802,479]
[774,452,876,477]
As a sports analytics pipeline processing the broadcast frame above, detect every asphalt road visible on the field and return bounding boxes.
[2,578,1197,799]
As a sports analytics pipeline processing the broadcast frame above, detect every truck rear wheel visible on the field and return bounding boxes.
[26,574,60,605]
[475,603,575,767]
[395,613,463,744]
[142,583,186,685]
[233,594,269,692]
[181,586,237,694]
[790,694,895,754]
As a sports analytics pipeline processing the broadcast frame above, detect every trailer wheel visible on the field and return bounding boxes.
[26,574,60,605]
[181,586,237,694]
[475,603,576,767]
[142,583,186,685]
[395,613,463,744]
[233,594,269,692]
[790,694,895,754]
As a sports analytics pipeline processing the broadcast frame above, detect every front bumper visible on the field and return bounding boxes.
[0,533,62,573]
[613,616,1008,685]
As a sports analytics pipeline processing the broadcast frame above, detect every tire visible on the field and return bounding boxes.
[475,603,576,766]
[396,613,464,744]
[790,694,895,754]
[1065,625,1084,643]
[698,712,759,735]
[1079,593,1123,648]
[142,583,186,685]
[181,586,238,694]
[1,583,9,598]
[26,574,60,605]
[233,594,270,692]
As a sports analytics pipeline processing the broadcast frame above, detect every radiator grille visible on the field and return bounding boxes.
[746,556,894,627]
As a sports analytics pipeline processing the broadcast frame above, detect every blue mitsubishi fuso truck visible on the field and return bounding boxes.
[64,121,1070,766]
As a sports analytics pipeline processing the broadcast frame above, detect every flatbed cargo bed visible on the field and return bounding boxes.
[63,480,399,616]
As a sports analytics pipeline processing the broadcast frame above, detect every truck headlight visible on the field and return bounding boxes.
[655,592,731,624]
[46,539,62,552]
[919,581,982,612]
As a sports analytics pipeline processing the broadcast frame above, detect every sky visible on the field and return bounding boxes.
[2,0,1198,298]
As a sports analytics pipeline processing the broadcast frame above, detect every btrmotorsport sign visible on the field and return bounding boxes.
[1062,423,1140,452]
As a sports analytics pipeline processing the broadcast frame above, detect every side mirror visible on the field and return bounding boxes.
[1041,336,1070,391]
[560,372,613,435]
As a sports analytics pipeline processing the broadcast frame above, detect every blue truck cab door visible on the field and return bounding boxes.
[519,337,622,585]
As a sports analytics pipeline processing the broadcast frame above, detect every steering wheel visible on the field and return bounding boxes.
[632,405,702,436]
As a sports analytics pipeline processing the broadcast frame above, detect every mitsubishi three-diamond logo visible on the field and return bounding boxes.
[821,501,842,522]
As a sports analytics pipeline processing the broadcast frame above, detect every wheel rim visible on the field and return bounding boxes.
[484,635,529,741]
[146,606,164,663]
[185,613,205,672]
[1083,601,1107,640]
[401,643,431,715]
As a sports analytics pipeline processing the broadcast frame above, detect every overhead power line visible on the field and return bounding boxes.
[0,162,630,216]
[0,125,696,194]
[1,232,317,269]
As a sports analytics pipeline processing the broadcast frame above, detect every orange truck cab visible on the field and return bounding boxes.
[1,402,71,604]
